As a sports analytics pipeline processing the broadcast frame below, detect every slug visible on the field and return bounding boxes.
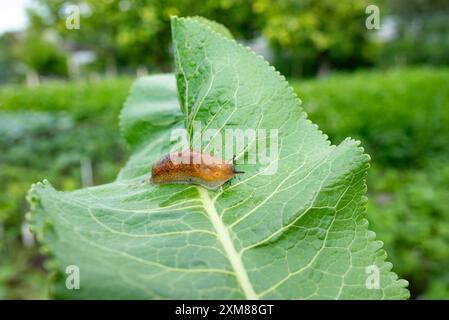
[151,150,244,190]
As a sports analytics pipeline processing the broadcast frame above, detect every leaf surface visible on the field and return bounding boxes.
[28,17,409,299]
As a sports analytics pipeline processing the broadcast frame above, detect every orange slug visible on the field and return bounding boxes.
[151,150,244,190]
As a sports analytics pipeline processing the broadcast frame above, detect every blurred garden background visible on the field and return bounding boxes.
[0,0,448,299]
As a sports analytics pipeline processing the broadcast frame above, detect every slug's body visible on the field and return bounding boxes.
[151,150,241,190]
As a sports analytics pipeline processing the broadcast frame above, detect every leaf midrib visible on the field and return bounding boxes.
[197,186,258,299]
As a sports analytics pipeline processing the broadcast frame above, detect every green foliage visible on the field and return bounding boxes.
[0,110,127,299]
[367,162,449,299]
[0,32,24,83]
[19,33,68,78]
[33,0,262,73]
[0,26,69,81]
[1,67,447,299]
[0,78,132,223]
[26,17,408,299]
[0,244,47,300]
[0,77,131,121]
[378,0,449,68]
[3,0,448,83]
[29,0,382,77]
[292,67,449,298]
[0,79,131,299]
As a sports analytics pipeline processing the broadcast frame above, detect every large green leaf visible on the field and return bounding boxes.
[27,17,409,299]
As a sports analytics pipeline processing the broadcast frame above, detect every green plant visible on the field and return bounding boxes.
[291,68,449,298]
[254,0,377,77]
[20,32,68,78]
[27,17,408,299]
[0,110,127,299]
[31,0,263,73]
[0,84,129,299]
[291,68,449,167]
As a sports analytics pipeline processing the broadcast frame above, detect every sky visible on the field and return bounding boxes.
[0,0,31,34]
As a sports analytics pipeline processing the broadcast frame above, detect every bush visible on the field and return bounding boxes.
[367,162,449,299]
[0,78,131,299]
[0,77,132,121]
